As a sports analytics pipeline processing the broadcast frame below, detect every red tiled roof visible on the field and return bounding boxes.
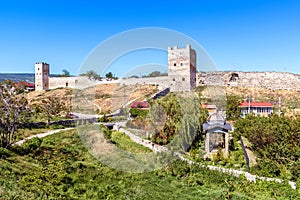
[16,82,35,88]
[131,101,149,108]
[239,102,273,107]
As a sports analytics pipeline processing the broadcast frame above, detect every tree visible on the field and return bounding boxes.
[226,95,242,120]
[105,72,113,79]
[59,69,70,77]
[234,115,300,180]
[36,97,67,124]
[0,80,31,147]
[142,71,168,78]
[80,70,102,80]
[149,93,208,147]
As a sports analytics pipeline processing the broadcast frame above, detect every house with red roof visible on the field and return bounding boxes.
[15,81,35,92]
[239,102,273,117]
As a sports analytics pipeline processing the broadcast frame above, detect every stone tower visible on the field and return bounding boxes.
[168,44,196,92]
[35,62,49,91]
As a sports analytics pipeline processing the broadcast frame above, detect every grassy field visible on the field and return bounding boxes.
[0,129,298,199]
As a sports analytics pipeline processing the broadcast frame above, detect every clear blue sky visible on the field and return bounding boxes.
[0,0,299,76]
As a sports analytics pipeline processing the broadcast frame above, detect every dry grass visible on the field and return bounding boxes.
[26,84,158,114]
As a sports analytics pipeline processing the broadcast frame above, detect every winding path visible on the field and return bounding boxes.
[12,121,297,190]
[113,123,297,190]
[12,128,74,146]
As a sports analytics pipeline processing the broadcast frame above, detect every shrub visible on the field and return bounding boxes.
[0,147,14,158]
[129,108,148,118]
[22,137,43,154]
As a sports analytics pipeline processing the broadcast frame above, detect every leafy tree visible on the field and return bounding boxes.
[0,80,31,147]
[59,69,70,77]
[80,70,102,80]
[105,72,113,79]
[129,108,148,118]
[150,93,208,148]
[35,97,67,124]
[234,114,300,180]
[142,71,168,78]
[226,95,242,120]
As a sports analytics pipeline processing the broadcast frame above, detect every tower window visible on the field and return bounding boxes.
[180,63,183,66]
[173,78,175,81]
[174,63,176,66]
[182,77,185,81]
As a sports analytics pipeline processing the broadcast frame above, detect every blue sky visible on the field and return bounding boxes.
[0,0,299,76]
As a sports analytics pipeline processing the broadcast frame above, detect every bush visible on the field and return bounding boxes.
[129,108,148,118]
[0,147,14,158]
[22,137,43,154]
[98,115,112,123]
[50,124,65,130]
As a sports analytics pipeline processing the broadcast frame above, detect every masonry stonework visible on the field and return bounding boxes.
[35,62,50,91]
[197,71,300,91]
[168,44,197,92]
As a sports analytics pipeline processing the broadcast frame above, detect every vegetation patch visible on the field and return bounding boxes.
[0,129,298,199]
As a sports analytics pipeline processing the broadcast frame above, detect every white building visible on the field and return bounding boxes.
[239,102,273,117]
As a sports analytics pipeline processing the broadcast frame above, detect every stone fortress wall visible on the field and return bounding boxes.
[49,76,119,90]
[47,71,300,91]
[36,45,299,92]
[197,71,300,91]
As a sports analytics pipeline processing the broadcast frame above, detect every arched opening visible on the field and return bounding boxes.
[229,73,239,82]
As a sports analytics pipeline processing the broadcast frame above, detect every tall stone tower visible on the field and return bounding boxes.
[35,62,49,91]
[168,44,197,92]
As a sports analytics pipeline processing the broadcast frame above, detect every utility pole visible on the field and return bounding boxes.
[278,96,282,116]
[247,95,252,114]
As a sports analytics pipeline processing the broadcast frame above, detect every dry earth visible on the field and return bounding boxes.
[26,84,158,113]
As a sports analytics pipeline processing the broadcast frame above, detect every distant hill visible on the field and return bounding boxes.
[0,73,61,83]
[0,73,35,83]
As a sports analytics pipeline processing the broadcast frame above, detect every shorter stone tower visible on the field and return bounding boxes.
[168,44,197,92]
[35,62,49,91]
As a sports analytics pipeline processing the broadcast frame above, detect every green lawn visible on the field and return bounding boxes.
[0,129,298,199]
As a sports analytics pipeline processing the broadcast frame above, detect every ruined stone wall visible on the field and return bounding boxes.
[47,71,300,92]
[49,76,119,90]
[119,76,170,88]
[197,71,300,91]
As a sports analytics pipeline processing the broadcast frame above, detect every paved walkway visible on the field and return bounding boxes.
[12,128,74,146]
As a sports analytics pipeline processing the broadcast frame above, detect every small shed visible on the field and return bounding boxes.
[202,113,232,158]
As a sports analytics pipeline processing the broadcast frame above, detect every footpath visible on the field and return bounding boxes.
[13,124,297,190]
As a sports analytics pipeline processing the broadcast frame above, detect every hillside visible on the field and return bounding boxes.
[199,85,300,116]
[0,129,298,199]
[24,83,300,117]
[26,84,158,114]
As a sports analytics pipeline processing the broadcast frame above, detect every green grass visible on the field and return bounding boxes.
[0,129,298,199]
[110,131,152,153]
